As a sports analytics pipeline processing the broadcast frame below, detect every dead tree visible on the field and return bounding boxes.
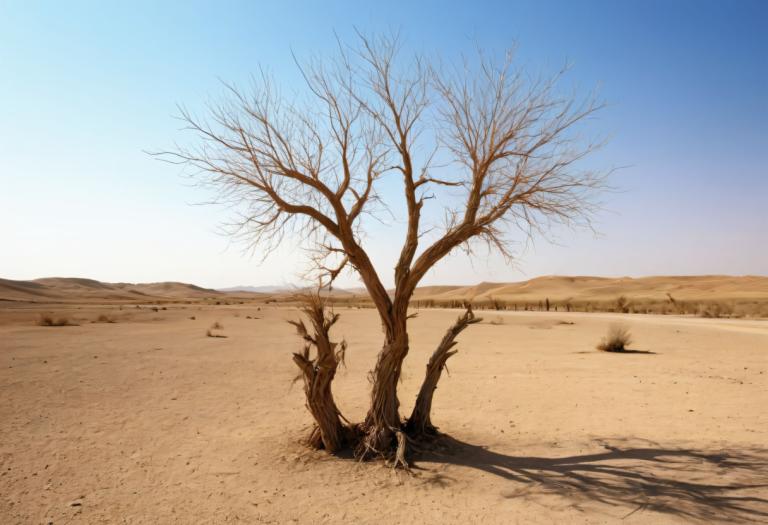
[289,294,347,452]
[160,33,606,458]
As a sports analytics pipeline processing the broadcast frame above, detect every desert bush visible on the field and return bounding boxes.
[698,301,733,319]
[489,296,505,311]
[207,321,227,338]
[36,314,75,327]
[616,296,630,314]
[596,324,632,352]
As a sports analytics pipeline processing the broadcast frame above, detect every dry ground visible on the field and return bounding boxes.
[1,304,767,524]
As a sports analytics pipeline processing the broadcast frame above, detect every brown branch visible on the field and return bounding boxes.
[407,305,482,436]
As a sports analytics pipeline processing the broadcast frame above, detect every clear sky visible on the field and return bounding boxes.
[1,0,766,288]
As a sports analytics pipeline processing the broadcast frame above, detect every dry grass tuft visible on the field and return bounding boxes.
[206,321,227,338]
[597,324,632,352]
[36,314,76,327]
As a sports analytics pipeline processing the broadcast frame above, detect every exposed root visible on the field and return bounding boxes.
[392,430,414,471]
[307,425,323,449]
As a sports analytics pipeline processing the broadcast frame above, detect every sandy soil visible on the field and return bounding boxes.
[1,304,767,524]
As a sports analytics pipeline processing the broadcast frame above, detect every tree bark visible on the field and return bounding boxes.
[359,314,410,456]
[290,297,347,453]
[293,350,345,452]
[407,306,480,437]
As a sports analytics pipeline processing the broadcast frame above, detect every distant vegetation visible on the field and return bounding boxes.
[271,295,767,318]
[36,314,76,327]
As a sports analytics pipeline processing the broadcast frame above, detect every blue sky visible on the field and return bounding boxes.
[1,0,766,288]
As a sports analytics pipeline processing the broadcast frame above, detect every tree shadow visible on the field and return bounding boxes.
[573,349,656,354]
[413,435,768,522]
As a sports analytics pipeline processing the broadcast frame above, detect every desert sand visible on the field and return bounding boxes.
[4,275,768,305]
[1,300,767,524]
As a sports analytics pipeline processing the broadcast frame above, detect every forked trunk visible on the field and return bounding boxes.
[407,306,480,437]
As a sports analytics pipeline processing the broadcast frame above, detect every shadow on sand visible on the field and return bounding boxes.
[606,348,657,354]
[574,349,657,354]
[412,436,768,522]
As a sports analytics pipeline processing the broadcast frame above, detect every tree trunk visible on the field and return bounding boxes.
[293,351,345,452]
[359,317,410,457]
[407,306,480,437]
[357,301,416,457]
[290,296,347,453]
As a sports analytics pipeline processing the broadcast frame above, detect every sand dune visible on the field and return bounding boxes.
[415,275,768,302]
[2,275,767,308]
[0,277,222,303]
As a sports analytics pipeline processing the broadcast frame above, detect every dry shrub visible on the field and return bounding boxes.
[36,314,75,327]
[698,302,733,319]
[616,295,630,313]
[597,324,632,352]
[207,321,227,338]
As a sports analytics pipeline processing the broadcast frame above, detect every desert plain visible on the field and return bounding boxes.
[1,277,767,524]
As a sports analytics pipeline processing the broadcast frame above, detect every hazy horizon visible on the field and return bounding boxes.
[2,0,766,289]
[4,273,768,291]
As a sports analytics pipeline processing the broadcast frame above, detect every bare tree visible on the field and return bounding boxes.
[159,34,605,459]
